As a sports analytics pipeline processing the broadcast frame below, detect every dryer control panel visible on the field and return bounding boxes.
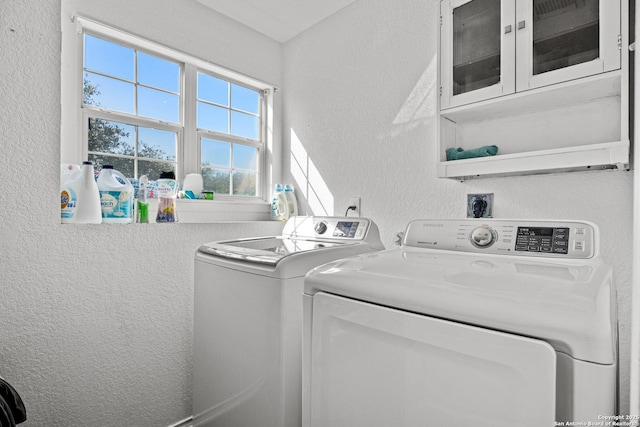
[403,219,596,259]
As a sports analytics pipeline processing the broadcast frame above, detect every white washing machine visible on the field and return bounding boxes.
[194,216,384,427]
[303,219,617,427]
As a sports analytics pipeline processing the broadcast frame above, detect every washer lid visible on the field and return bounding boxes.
[198,236,353,265]
[304,248,616,364]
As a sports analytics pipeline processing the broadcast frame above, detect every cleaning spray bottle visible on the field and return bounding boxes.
[137,175,149,223]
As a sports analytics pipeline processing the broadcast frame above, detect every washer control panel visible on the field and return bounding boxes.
[516,226,571,255]
[404,219,596,259]
[283,216,373,241]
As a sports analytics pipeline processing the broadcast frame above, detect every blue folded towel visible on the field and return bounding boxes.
[446,145,498,161]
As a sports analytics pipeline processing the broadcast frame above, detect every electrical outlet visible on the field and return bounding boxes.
[467,193,493,218]
[348,197,361,217]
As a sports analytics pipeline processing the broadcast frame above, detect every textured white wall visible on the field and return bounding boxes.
[1,0,635,423]
[283,0,635,415]
[0,0,283,426]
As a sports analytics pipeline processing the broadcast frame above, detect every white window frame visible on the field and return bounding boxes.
[61,16,276,221]
[195,68,267,198]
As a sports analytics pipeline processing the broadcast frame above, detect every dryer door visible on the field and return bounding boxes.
[309,292,557,427]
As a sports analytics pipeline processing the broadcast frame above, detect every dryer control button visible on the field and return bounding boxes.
[470,226,495,248]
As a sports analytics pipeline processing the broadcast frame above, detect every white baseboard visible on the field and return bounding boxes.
[168,415,193,427]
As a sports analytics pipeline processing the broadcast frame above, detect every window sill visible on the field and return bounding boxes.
[145,198,271,223]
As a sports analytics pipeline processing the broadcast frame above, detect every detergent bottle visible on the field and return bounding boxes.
[97,165,134,224]
[283,184,298,218]
[60,161,101,224]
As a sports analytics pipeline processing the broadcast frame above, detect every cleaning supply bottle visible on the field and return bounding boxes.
[276,189,290,221]
[270,184,284,221]
[283,184,298,218]
[60,161,102,224]
[137,175,149,223]
[97,165,134,224]
[156,179,178,223]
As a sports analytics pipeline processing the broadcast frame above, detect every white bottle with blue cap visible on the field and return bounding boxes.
[283,184,298,218]
[270,184,284,221]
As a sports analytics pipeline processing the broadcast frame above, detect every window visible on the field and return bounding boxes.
[71,18,274,202]
[197,72,261,196]
[83,34,181,178]
[195,75,262,196]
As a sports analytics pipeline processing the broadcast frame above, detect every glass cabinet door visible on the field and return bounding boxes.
[452,0,501,95]
[440,0,516,109]
[515,0,620,91]
[532,0,599,75]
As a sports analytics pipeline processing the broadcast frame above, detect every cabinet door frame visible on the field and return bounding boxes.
[514,0,621,92]
[440,0,516,109]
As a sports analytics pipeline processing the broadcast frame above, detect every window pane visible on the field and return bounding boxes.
[233,171,257,196]
[231,111,259,140]
[138,52,180,93]
[198,102,229,133]
[138,127,176,161]
[452,0,501,95]
[532,0,599,75]
[202,168,230,194]
[89,154,135,179]
[138,86,180,123]
[198,73,228,106]
[201,138,230,168]
[138,159,176,181]
[84,34,134,80]
[231,84,259,114]
[84,72,135,114]
[88,118,135,156]
[233,145,258,171]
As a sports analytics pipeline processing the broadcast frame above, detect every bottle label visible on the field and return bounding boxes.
[100,191,132,219]
[270,197,279,220]
[61,188,77,219]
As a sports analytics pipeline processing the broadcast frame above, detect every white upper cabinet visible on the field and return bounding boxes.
[441,0,621,109]
[437,0,629,180]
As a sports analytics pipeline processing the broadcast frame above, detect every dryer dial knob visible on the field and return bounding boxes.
[470,226,495,248]
[314,221,328,235]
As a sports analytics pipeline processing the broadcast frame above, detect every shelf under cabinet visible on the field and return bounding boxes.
[437,70,628,180]
[437,140,629,180]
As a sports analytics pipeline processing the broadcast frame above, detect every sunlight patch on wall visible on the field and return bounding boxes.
[393,55,437,126]
[290,129,334,215]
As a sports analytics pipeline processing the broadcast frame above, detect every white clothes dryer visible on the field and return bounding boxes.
[193,216,384,427]
[303,219,617,427]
